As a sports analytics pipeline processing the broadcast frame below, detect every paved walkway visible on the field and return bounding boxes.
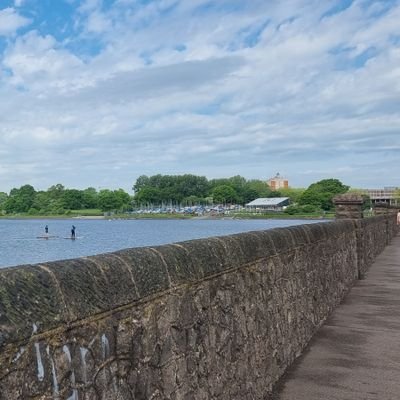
[273,235,400,400]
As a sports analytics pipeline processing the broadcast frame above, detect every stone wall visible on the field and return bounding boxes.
[0,216,397,400]
[356,216,393,278]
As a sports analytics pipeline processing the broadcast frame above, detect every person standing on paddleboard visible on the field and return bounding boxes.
[45,225,48,234]
[71,225,76,239]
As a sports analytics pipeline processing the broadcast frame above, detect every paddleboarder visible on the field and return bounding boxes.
[71,225,76,239]
[45,225,48,234]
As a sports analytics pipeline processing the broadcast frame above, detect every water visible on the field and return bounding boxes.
[0,218,322,269]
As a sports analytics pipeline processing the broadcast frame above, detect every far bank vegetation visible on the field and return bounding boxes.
[0,175,358,217]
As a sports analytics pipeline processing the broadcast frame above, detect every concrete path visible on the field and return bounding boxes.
[272,235,400,400]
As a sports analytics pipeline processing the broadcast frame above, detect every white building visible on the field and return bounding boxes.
[362,187,399,205]
[246,197,290,212]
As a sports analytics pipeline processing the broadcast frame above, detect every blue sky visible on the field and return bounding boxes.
[0,0,399,192]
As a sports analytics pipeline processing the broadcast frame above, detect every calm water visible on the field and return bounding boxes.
[0,218,322,269]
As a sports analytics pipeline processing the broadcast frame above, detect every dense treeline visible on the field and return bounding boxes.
[133,175,351,212]
[133,174,286,205]
[0,184,131,215]
[0,176,353,216]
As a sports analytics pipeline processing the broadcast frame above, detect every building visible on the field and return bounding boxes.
[267,173,288,190]
[362,187,399,206]
[246,197,290,212]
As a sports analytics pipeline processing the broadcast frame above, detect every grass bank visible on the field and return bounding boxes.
[0,210,335,220]
[231,212,334,219]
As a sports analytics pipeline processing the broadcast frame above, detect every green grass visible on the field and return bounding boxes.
[111,213,192,219]
[0,209,104,219]
[231,212,334,219]
[0,210,335,220]
[68,209,103,216]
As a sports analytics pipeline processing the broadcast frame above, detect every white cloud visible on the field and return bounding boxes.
[78,0,102,14]
[0,0,399,191]
[86,10,113,33]
[3,31,85,92]
[0,7,30,36]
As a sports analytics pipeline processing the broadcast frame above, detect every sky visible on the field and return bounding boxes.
[0,0,399,193]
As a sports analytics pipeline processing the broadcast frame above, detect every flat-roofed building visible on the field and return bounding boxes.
[362,187,399,205]
[267,173,288,190]
[246,197,290,212]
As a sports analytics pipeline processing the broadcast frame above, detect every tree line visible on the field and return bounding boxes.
[133,175,351,212]
[0,176,352,215]
[0,184,131,215]
[133,174,296,206]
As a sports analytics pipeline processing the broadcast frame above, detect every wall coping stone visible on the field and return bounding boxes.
[333,193,364,205]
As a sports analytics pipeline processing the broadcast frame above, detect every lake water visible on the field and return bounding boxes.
[0,218,323,269]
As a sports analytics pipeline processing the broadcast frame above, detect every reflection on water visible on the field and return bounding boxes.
[0,218,323,269]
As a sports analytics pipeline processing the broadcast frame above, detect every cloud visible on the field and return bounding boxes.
[86,10,113,33]
[78,0,102,14]
[0,0,399,191]
[79,55,244,102]
[3,30,84,91]
[0,7,31,36]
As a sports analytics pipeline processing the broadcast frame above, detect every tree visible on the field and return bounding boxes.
[268,190,282,198]
[32,191,52,214]
[62,189,84,210]
[133,174,210,205]
[98,189,131,212]
[241,187,260,204]
[176,174,209,198]
[299,179,349,211]
[133,175,150,193]
[226,176,249,204]
[279,187,305,203]
[134,187,163,205]
[0,192,8,211]
[82,187,99,209]
[114,189,131,210]
[47,184,65,199]
[4,184,36,213]
[246,180,271,198]
[212,185,238,204]
[209,176,261,204]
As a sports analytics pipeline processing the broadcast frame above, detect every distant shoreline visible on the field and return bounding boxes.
[0,213,331,221]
